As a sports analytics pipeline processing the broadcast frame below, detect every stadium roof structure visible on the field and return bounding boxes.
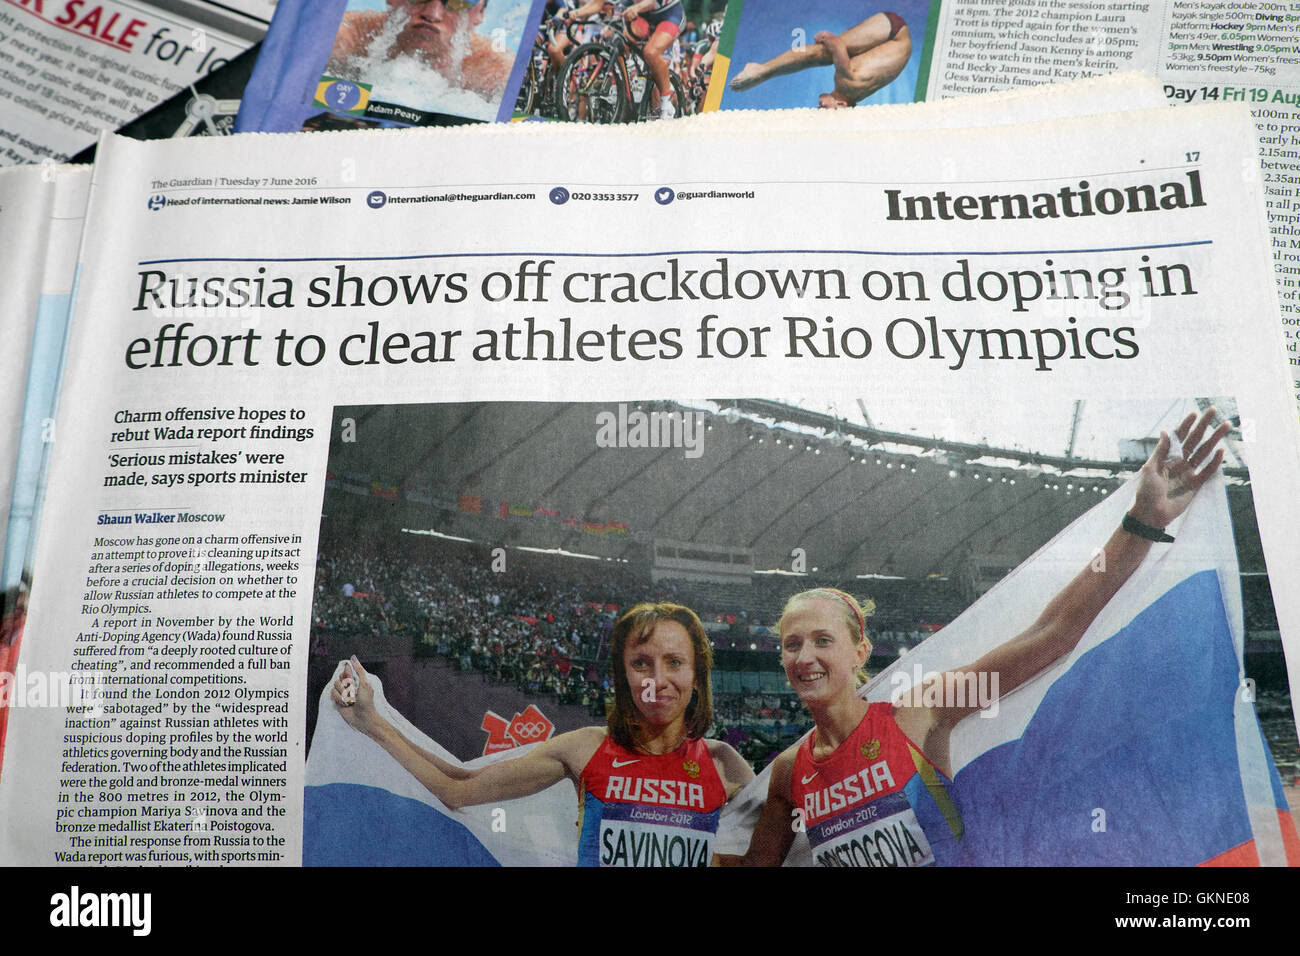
[325,398,1262,579]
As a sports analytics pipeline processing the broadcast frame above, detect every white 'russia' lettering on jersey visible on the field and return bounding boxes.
[802,759,896,824]
[604,775,706,809]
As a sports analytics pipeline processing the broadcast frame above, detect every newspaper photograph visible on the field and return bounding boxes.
[237,0,542,132]
[319,0,533,122]
[301,395,1293,867]
[512,0,728,122]
[0,102,1296,873]
[716,0,934,111]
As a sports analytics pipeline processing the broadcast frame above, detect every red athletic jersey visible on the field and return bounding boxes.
[577,735,726,867]
[791,702,961,867]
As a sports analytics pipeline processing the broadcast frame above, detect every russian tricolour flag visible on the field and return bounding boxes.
[304,674,578,866]
[863,468,1299,866]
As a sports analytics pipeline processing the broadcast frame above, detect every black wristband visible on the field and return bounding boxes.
[1123,513,1174,543]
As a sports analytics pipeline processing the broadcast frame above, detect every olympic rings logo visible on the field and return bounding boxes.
[510,721,550,738]
[482,705,554,755]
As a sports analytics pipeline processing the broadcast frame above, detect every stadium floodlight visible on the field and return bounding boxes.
[402,528,474,543]
[515,545,602,561]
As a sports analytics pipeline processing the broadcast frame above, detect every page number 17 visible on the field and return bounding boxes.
[1186,151,1200,162]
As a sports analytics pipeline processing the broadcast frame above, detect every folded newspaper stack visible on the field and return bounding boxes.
[0,71,1297,875]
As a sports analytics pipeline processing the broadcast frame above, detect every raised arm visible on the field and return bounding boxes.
[565,1,605,21]
[706,738,756,799]
[895,407,1231,773]
[331,657,597,809]
[713,747,797,866]
[623,0,657,19]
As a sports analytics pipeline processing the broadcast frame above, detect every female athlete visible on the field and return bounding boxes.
[333,601,753,866]
[717,407,1230,866]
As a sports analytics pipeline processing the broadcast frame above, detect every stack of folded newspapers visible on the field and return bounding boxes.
[1,0,1299,876]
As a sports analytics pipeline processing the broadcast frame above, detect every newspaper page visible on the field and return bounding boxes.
[0,162,90,591]
[0,78,1168,793]
[0,0,269,164]
[0,164,57,570]
[0,78,1141,784]
[2,105,1298,879]
[921,1,1300,403]
[0,163,89,777]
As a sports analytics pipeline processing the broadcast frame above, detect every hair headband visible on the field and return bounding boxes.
[812,588,866,641]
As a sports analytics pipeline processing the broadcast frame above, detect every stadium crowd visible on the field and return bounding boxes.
[311,525,1291,770]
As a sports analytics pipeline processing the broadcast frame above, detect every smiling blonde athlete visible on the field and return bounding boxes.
[717,408,1230,866]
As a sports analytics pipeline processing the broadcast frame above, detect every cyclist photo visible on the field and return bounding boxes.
[519,0,723,122]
